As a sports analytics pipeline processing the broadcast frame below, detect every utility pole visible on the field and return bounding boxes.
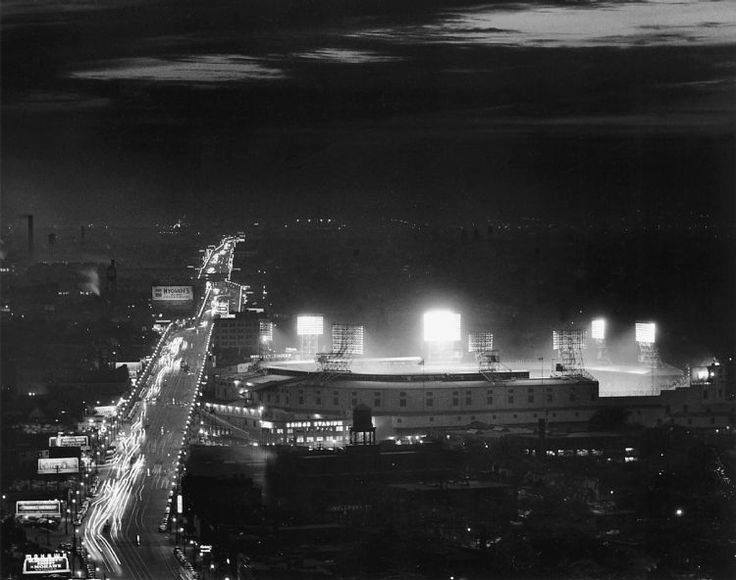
[72,528,78,575]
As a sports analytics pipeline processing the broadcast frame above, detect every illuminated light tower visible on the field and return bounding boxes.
[590,318,610,364]
[318,324,365,373]
[331,324,364,356]
[296,315,323,360]
[635,322,660,368]
[259,320,274,356]
[552,329,587,376]
[468,331,499,374]
[423,310,462,365]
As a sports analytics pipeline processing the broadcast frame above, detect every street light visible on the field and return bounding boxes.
[72,527,79,575]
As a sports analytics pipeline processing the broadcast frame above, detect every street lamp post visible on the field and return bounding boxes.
[72,527,79,575]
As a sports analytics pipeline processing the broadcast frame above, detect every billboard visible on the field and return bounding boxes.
[15,500,61,519]
[38,457,79,475]
[152,286,194,302]
[22,553,70,575]
[93,405,117,417]
[49,435,89,448]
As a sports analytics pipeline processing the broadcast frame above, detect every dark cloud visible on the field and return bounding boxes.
[1,0,735,228]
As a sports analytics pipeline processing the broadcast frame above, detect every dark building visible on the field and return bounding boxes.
[212,310,261,364]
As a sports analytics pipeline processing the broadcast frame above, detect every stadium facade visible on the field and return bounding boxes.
[201,359,735,444]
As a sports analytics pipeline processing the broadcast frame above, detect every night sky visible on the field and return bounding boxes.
[2,0,735,228]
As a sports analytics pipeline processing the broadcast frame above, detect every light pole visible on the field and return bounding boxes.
[72,527,79,575]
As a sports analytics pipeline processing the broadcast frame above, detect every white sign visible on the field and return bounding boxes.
[176,494,183,514]
[93,405,117,417]
[49,435,89,448]
[22,553,70,575]
[37,457,79,475]
[152,286,194,302]
[116,361,142,378]
[16,500,61,519]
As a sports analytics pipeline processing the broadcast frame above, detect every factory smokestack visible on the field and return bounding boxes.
[27,214,34,255]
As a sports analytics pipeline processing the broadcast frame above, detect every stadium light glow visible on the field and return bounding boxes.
[423,310,461,342]
[553,329,586,351]
[297,315,323,336]
[635,322,656,344]
[332,324,365,355]
[591,318,606,341]
[468,331,494,353]
[259,320,274,343]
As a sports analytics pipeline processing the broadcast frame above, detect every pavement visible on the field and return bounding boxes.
[79,237,236,579]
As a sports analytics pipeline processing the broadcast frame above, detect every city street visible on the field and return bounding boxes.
[80,239,235,579]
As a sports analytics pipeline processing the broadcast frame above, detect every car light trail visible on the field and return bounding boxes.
[77,242,226,578]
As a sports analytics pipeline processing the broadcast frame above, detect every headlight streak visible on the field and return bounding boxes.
[81,244,226,578]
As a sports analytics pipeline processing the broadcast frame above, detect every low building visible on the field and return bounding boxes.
[212,311,260,363]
